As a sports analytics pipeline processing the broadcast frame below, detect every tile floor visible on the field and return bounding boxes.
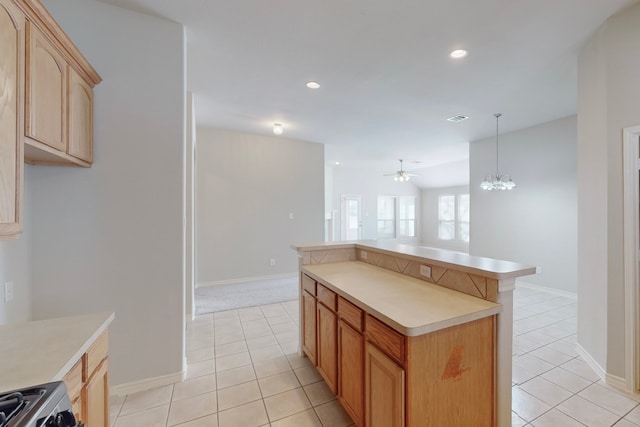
[109,286,640,426]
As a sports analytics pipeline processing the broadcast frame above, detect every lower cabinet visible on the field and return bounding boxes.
[302,289,317,365]
[300,273,496,427]
[85,358,109,427]
[63,330,109,427]
[365,342,405,427]
[338,319,363,426]
[317,302,337,393]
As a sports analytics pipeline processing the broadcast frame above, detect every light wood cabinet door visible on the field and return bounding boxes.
[0,0,24,239]
[365,342,405,427]
[84,358,109,427]
[25,21,66,151]
[317,302,337,393]
[338,320,363,426]
[302,290,317,365]
[67,66,93,162]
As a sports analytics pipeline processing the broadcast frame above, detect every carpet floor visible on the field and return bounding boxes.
[195,275,299,314]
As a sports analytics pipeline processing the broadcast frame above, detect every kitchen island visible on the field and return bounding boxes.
[292,241,535,427]
[0,311,114,426]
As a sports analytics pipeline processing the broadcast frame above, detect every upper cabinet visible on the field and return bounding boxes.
[25,21,67,152]
[0,0,25,239]
[67,67,94,163]
[0,0,101,240]
[20,0,101,168]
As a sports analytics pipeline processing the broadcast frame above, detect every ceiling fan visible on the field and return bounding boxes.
[384,159,420,182]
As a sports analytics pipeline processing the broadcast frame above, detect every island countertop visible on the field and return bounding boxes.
[293,240,536,280]
[0,311,114,393]
[302,261,502,336]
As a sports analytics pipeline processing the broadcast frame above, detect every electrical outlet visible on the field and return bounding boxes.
[288,212,294,220]
[419,265,432,278]
[4,281,14,302]
[270,258,276,267]
[536,266,542,274]
[361,250,368,260]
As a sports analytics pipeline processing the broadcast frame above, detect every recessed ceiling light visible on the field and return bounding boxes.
[447,115,469,122]
[306,81,320,89]
[450,49,468,59]
[273,123,284,135]
[334,161,340,165]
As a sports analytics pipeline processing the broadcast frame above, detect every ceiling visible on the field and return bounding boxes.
[96,0,634,187]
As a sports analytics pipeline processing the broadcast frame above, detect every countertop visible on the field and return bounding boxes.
[293,240,536,280]
[302,261,502,336]
[0,311,114,393]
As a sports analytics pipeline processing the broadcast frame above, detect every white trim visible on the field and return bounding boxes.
[576,342,606,382]
[516,280,577,299]
[623,125,640,392]
[605,373,628,392]
[196,272,297,288]
[110,371,184,397]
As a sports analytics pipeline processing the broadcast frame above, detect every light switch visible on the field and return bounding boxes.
[289,213,294,219]
[4,281,14,302]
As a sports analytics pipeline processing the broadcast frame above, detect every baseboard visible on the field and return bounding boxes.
[196,272,297,288]
[605,373,629,392]
[516,280,577,299]
[110,371,184,397]
[575,342,606,382]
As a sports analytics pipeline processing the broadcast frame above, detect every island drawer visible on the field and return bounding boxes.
[365,314,405,365]
[302,274,316,296]
[338,296,363,331]
[317,283,336,311]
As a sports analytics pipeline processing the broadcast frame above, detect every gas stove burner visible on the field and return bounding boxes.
[0,382,79,427]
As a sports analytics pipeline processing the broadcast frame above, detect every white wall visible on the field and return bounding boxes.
[33,0,185,387]
[577,0,640,378]
[196,128,324,284]
[0,168,31,325]
[470,116,578,293]
[330,166,421,241]
[420,185,470,253]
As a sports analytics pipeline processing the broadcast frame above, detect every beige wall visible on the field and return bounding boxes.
[577,0,640,378]
[195,128,324,284]
[470,116,578,293]
[32,0,186,387]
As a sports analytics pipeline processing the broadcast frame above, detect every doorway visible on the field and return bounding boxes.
[623,126,640,392]
[341,195,362,240]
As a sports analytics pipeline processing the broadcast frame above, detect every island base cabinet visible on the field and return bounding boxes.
[338,320,363,426]
[317,301,337,394]
[302,290,317,365]
[365,342,405,427]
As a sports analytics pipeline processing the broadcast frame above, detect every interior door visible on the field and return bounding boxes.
[341,195,362,240]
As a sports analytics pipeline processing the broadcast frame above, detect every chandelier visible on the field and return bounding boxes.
[480,113,516,191]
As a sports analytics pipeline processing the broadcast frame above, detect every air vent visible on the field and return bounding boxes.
[447,115,469,122]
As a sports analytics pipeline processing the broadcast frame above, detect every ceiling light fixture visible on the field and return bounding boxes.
[384,159,419,182]
[480,114,516,191]
[450,49,468,59]
[273,123,284,135]
[306,81,320,89]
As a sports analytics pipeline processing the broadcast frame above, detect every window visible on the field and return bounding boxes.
[458,194,470,242]
[438,194,470,242]
[398,196,416,238]
[377,195,417,239]
[438,195,456,240]
[377,195,396,239]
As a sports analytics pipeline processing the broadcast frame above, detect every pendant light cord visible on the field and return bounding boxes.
[495,113,501,175]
